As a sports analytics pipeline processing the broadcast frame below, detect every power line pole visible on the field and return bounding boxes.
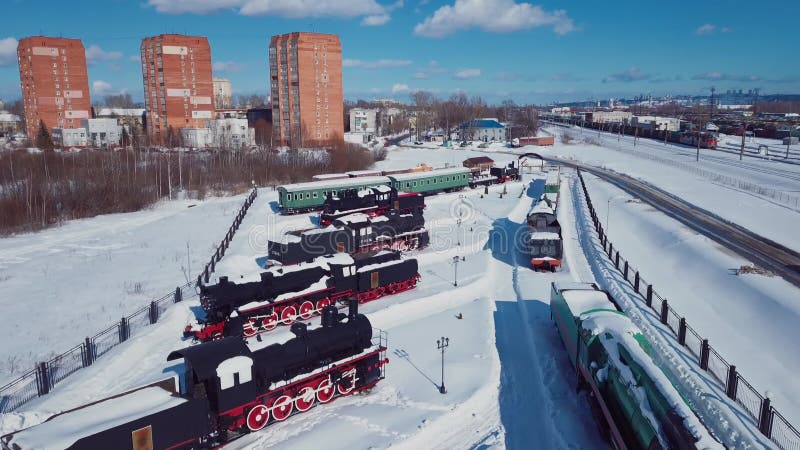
[437,337,449,394]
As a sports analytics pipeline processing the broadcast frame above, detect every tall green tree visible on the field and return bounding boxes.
[35,120,54,151]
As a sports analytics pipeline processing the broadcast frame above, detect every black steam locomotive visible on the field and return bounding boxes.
[320,185,425,226]
[2,302,387,449]
[186,250,419,341]
[490,164,520,183]
[268,210,429,266]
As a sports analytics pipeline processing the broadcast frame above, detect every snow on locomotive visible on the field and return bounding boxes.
[2,301,387,449]
[550,282,722,449]
[526,170,562,271]
[319,185,425,227]
[268,210,428,266]
[185,250,419,341]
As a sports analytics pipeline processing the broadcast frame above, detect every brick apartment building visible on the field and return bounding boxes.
[140,34,214,145]
[17,36,92,139]
[269,32,343,148]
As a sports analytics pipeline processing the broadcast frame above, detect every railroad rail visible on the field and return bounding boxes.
[557,159,800,289]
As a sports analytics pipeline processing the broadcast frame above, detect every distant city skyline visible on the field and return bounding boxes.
[0,0,798,105]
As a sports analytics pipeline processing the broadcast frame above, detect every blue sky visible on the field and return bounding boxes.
[0,0,797,105]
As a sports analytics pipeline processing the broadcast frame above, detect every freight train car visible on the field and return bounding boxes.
[185,250,419,340]
[2,301,387,449]
[549,282,722,450]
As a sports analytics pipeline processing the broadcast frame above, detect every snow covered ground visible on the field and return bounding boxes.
[1,138,789,448]
[581,172,800,429]
[0,193,248,385]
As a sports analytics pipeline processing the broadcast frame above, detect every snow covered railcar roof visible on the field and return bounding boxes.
[279,176,390,192]
[561,290,615,315]
[373,185,393,193]
[8,387,187,450]
[387,167,471,182]
[529,231,561,241]
[529,201,554,215]
[581,311,724,449]
[312,173,349,180]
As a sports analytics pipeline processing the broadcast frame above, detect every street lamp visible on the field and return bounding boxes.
[437,337,449,394]
[452,256,465,286]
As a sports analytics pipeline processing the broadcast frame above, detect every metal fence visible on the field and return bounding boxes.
[576,169,800,450]
[0,187,259,413]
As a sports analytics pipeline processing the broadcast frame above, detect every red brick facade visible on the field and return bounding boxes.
[17,37,92,139]
[269,32,343,148]
[140,34,214,145]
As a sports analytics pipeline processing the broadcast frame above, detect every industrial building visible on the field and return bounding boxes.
[17,36,92,139]
[269,32,343,148]
[213,77,232,109]
[140,34,214,145]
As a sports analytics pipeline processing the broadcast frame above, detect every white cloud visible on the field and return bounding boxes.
[695,24,716,35]
[721,27,734,33]
[0,37,19,67]
[602,67,651,83]
[129,55,141,63]
[343,58,412,69]
[453,68,480,79]
[92,80,113,95]
[147,0,393,20]
[362,14,391,25]
[85,45,122,63]
[392,83,410,93]
[213,61,243,73]
[414,0,574,38]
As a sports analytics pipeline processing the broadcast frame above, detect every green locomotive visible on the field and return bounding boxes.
[550,282,721,450]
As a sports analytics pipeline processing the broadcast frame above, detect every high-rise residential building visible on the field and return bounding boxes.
[140,34,214,144]
[269,32,343,148]
[17,36,91,139]
[213,77,232,109]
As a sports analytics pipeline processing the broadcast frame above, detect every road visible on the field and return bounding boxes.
[556,159,800,289]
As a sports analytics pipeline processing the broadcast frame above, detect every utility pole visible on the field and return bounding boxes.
[437,337,449,394]
[740,122,746,161]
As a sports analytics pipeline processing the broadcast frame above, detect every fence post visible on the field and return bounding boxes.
[646,285,653,307]
[660,299,669,324]
[678,318,686,345]
[623,261,629,280]
[700,339,710,370]
[634,272,640,293]
[615,251,620,269]
[83,337,94,367]
[149,301,158,324]
[36,362,50,396]
[119,317,129,343]
[608,242,613,258]
[203,265,210,283]
[726,366,738,399]
[196,274,203,287]
[758,396,773,437]
[174,286,183,303]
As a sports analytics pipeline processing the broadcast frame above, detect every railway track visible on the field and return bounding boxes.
[554,159,800,289]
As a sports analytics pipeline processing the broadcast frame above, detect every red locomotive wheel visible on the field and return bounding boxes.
[243,320,258,338]
[338,376,355,395]
[315,298,331,312]
[295,386,316,412]
[299,301,314,320]
[271,395,293,421]
[246,404,269,431]
[280,306,297,325]
[264,312,278,331]
[316,378,335,403]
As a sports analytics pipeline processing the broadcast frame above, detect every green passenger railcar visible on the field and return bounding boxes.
[544,169,560,194]
[549,282,719,450]
[387,167,471,194]
[277,176,390,214]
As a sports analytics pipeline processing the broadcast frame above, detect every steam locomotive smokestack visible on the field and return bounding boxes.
[348,298,359,320]
[321,305,338,328]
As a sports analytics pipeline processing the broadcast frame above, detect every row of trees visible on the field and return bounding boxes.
[0,138,380,234]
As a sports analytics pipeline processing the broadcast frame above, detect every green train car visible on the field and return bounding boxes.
[550,282,721,450]
[277,176,390,214]
[386,167,471,194]
[544,168,560,194]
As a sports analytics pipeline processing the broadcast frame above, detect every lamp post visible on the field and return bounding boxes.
[437,337,449,394]
[452,255,464,286]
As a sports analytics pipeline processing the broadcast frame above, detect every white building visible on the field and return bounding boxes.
[52,128,88,148]
[590,111,632,124]
[630,115,681,132]
[0,111,21,135]
[209,118,255,149]
[213,78,232,110]
[180,128,213,148]
[81,118,123,148]
[458,118,507,142]
[350,108,378,134]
